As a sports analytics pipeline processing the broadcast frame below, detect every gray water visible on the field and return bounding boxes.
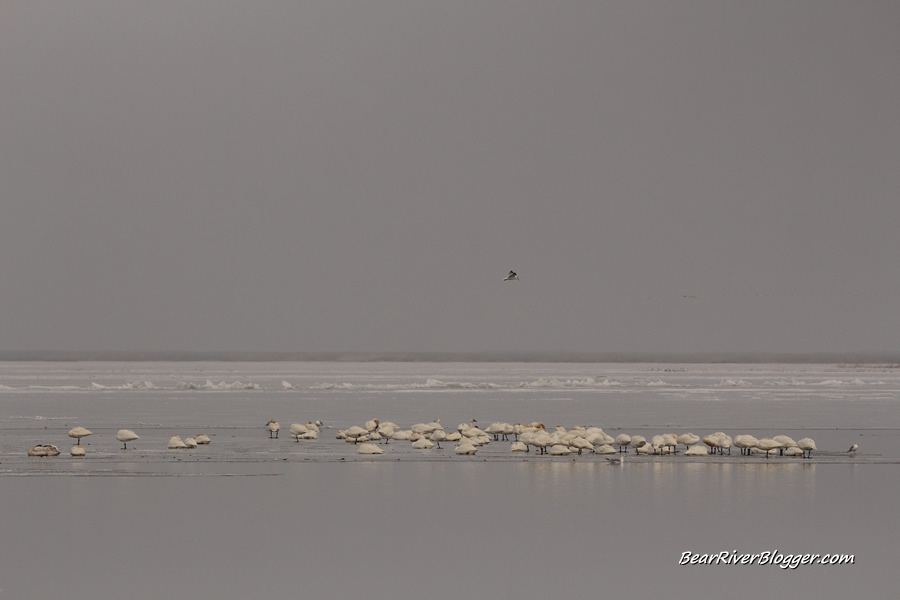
[1,362,897,598]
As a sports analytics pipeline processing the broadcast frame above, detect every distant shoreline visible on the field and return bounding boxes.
[1,351,898,364]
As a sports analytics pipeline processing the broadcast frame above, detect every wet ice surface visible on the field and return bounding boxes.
[2,361,898,470]
[0,425,891,475]
[1,362,898,599]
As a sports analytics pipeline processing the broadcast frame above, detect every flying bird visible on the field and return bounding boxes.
[503,271,519,281]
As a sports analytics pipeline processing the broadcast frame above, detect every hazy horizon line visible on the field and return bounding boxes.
[1,350,899,364]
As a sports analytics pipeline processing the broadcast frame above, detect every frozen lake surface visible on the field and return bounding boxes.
[1,361,897,598]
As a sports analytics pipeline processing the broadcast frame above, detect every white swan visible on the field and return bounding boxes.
[376,423,395,443]
[70,445,86,457]
[455,443,478,455]
[168,435,188,449]
[702,433,722,455]
[684,444,708,456]
[357,443,384,455]
[661,433,680,454]
[678,433,700,452]
[458,418,478,432]
[510,441,528,452]
[485,422,506,441]
[344,425,368,443]
[116,429,139,449]
[532,431,553,455]
[797,437,817,458]
[470,433,492,446]
[290,423,309,441]
[67,427,93,444]
[734,434,758,456]
[267,420,280,439]
[717,432,733,455]
[549,444,571,456]
[754,438,782,459]
[411,419,440,435]
[184,437,199,448]
[27,444,60,457]
[570,437,594,455]
[615,433,632,453]
[411,437,434,450]
[194,434,211,445]
[651,435,667,453]
[377,421,397,434]
[512,423,526,441]
[462,424,488,439]
[431,429,447,448]
[518,430,535,451]
[586,431,608,447]
[773,435,797,456]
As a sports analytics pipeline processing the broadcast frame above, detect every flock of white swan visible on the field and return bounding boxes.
[25,418,855,461]
[324,418,833,459]
[26,427,198,457]
[265,418,846,460]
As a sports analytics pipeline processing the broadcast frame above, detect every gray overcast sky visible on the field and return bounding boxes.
[2,1,899,355]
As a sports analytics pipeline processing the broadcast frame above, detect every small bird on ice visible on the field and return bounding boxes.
[847,443,859,453]
[503,271,519,281]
